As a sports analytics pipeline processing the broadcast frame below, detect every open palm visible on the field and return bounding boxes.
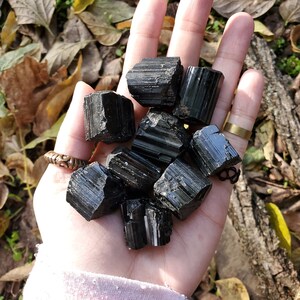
[33,0,264,296]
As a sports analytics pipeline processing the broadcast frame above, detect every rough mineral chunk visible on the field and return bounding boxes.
[126,57,183,107]
[84,91,135,143]
[144,202,173,246]
[190,125,241,176]
[132,109,191,164]
[153,159,212,220]
[121,198,147,250]
[106,147,161,191]
[66,162,125,221]
[173,67,224,124]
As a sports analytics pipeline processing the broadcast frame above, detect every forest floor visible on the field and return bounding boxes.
[0,0,299,299]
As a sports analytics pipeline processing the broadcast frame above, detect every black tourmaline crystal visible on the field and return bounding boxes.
[173,67,224,125]
[84,91,135,143]
[190,125,241,176]
[144,202,173,246]
[121,198,147,249]
[106,147,161,191]
[131,109,191,164]
[153,159,212,220]
[126,57,183,108]
[66,162,125,221]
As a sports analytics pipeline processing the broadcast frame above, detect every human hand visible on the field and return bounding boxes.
[33,0,264,296]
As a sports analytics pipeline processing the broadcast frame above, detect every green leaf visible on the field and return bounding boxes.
[0,43,39,73]
[0,91,9,117]
[243,146,265,166]
[266,202,291,256]
[8,0,56,35]
[88,0,135,23]
[23,113,65,150]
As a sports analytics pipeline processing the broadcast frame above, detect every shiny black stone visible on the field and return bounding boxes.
[153,159,212,220]
[144,202,173,246]
[173,67,224,124]
[190,125,241,176]
[131,109,191,164]
[106,147,161,191]
[84,91,135,143]
[121,198,147,250]
[66,162,125,221]
[126,57,183,107]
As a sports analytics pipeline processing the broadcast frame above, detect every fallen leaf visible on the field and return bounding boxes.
[291,25,300,53]
[1,10,18,51]
[242,146,265,170]
[32,154,49,184]
[43,40,90,74]
[63,15,102,84]
[8,0,56,34]
[0,182,9,209]
[200,40,220,64]
[0,160,10,179]
[291,247,300,271]
[266,202,291,255]
[102,57,123,76]
[284,210,300,235]
[216,277,250,300]
[79,11,122,46]
[23,113,65,150]
[256,120,275,163]
[0,261,34,281]
[0,210,10,238]
[87,0,135,23]
[0,43,40,72]
[6,152,35,185]
[279,0,300,24]
[212,0,276,18]
[254,20,274,42]
[73,0,95,14]
[274,152,295,184]
[160,29,172,47]
[34,55,82,135]
[95,75,120,91]
[116,19,132,30]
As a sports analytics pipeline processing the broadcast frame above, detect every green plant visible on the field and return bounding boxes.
[277,54,300,77]
[6,230,23,262]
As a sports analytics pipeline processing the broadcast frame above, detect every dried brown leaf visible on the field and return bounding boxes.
[212,0,276,18]
[33,55,82,135]
[200,40,220,64]
[63,16,102,84]
[0,262,34,281]
[0,160,10,179]
[279,0,300,24]
[43,40,90,74]
[8,0,56,34]
[291,25,300,53]
[79,11,122,46]
[1,10,18,51]
[0,210,10,238]
[6,152,35,185]
[95,75,120,91]
[0,56,50,128]
[256,120,275,163]
[216,277,250,300]
[32,155,48,184]
[0,182,9,209]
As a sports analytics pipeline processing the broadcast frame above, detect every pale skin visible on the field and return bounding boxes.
[33,0,264,296]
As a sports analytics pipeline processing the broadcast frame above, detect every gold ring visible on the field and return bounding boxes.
[223,122,252,140]
[44,151,88,170]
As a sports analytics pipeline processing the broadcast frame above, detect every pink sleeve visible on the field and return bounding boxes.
[23,245,188,300]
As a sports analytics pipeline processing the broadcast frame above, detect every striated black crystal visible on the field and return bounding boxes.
[154,159,212,220]
[84,91,135,143]
[66,162,125,221]
[173,67,224,124]
[190,125,241,176]
[126,57,183,108]
[144,202,173,246]
[121,198,147,250]
[132,109,191,164]
[106,147,161,191]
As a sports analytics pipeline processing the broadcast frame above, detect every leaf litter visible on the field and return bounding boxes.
[0,0,299,298]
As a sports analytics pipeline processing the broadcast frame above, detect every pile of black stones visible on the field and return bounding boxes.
[66,57,241,250]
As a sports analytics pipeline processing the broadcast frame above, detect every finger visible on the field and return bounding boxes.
[54,81,94,161]
[167,0,213,69]
[117,0,167,121]
[211,12,254,128]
